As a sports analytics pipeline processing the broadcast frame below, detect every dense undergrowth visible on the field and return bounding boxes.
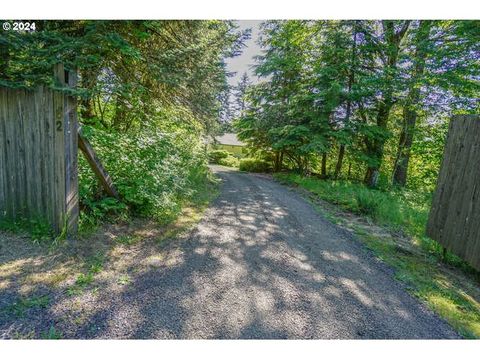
[78,124,210,233]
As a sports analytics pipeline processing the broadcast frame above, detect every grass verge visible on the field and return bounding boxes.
[275,172,480,339]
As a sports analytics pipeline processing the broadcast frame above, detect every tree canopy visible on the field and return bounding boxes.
[235,20,479,188]
[0,20,249,133]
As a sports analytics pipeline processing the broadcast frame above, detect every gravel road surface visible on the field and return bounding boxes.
[92,166,458,338]
[1,166,459,339]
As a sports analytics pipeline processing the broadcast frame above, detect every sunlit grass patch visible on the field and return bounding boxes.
[156,176,220,243]
[66,253,105,296]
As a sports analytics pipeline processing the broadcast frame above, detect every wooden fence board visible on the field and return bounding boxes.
[0,89,5,217]
[426,115,480,271]
[0,65,79,236]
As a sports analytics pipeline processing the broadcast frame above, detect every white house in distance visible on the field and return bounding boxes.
[210,133,246,157]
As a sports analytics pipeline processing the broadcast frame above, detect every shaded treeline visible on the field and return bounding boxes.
[235,20,479,189]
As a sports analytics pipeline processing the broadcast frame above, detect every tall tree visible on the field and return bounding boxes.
[234,72,252,116]
[363,20,411,187]
[392,21,432,186]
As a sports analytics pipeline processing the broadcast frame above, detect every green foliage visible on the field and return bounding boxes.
[78,122,208,225]
[236,20,479,188]
[208,149,230,163]
[0,217,55,244]
[218,156,240,168]
[67,253,104,296]
[276,173,425,236]
[0,21,248,132]
[208,149,240,167]
[0,20,248,238]
[239,158,272,173]
[355,188,383,216]
[41,326,63,340]
[115,234,143,246]
[117,274,132,286]
[4,295,50,317]
[75,273,94,287]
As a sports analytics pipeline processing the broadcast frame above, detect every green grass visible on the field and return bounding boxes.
[156,173,220,243]
[275,173,425,233]
[41,326,63,339]
[3,295,50,317]
[66,253,105,296]
[275,172,480,339]
[117,274,132,285]
[275,173,466,264]
[115,234,143,245]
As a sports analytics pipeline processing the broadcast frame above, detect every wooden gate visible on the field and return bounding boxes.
[426,115,480,271]
[0,65,79,236]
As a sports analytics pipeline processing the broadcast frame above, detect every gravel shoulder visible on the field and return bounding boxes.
[0,166,459,338]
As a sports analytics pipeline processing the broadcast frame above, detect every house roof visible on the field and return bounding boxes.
[214,133,245,146]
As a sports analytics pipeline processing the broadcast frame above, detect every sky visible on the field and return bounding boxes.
[225,20,263,86]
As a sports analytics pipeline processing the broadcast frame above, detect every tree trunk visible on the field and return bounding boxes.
[334,145,346,179]
[80,98,96,123]
[363,102,391,187]
[274,151,281,172]
[321,153,328,178]
[392,109,417,186]
[364,167,380,188]
[392,21,431,187]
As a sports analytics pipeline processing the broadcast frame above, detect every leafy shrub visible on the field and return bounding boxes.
[218,155,240,168]
[208,150,229,164]
[78,124,208,225]
[239,158,272,173]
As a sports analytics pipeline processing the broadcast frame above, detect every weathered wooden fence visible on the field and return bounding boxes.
[0,65,79,235]
[426,115,480,271]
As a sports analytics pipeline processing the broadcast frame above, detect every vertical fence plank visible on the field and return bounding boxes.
[0,89,6,217]
[46,87,55,228]
[426,115,480,271]
[5,89,16,219]
[65,70,79,236]
[53,64,66,232]
[31,87,42,216]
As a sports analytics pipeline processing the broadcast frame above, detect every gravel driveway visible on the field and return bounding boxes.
[1,166,459,338]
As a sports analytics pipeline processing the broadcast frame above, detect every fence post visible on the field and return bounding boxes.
[52,64,79,238]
